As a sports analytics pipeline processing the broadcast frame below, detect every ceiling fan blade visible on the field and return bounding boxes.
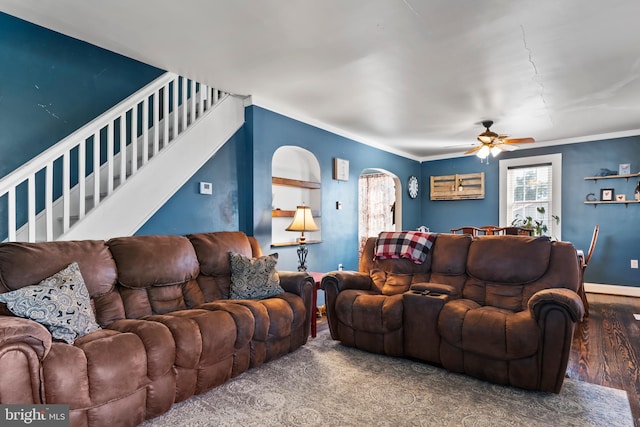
[502,137,535,144]
[464,145,483,155]
[498,144,519,151]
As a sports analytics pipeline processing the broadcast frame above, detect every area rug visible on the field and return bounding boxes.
[142,330,633,427]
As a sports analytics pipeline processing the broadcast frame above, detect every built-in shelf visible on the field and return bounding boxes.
[272,209,321,218]
[272,177,321,189]
[271,240,322,248]
[583,172,640,182]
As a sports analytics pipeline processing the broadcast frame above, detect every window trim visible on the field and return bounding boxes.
[499,153,562,241]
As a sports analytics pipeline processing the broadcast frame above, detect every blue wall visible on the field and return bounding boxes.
[136,128,245,236]
[0,12,164,179]
[421,136,640,287]
[247,106,422,272]
[137,105,424,274]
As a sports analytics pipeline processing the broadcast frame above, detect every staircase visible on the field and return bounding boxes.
[0,72,244,242]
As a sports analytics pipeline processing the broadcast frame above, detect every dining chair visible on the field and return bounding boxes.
[450,226,483,236]
[502,226,534,236]
[478,225,505,235]
[579,225,599,316]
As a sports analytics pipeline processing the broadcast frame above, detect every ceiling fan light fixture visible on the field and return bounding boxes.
[477,131,497,144]
[476,145,490,159]
[490,146,502,157]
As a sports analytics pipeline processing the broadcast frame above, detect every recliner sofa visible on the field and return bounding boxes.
[0,231,313,426]
[323,233,583,393]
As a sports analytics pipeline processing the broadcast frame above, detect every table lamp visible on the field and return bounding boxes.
[285,205,319,271]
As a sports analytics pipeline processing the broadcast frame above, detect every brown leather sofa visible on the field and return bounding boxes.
[323,234,584,393]
[0,231,313,426]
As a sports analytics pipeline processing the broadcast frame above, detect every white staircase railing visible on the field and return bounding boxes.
[0,72,227,242]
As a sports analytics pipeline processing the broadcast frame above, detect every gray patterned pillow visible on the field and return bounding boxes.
[0,262,101,344]
[229,252,284,300]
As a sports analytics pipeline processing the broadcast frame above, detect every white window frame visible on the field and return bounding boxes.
[499,153,562,241]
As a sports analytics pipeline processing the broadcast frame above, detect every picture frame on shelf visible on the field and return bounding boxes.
[616,194,626,202]
[619,163,631,175]
[600,188,614,201]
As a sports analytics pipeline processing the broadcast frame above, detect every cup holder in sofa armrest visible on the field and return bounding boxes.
[410,282,458,298]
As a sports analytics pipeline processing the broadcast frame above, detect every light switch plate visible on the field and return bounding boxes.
[199,182,213,195]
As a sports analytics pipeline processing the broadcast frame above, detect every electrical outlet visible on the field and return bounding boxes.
[631,259,639,269]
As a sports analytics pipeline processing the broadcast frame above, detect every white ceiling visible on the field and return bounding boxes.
[2,0,640,160]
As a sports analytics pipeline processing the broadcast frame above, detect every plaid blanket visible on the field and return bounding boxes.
[374,231,437,264]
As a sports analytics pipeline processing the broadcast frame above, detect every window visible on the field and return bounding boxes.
[499,154,562,240]
[358,171,400,257]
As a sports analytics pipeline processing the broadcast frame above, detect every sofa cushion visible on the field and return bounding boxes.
[229,252,284,300]
[335,290,403,333]
[0,240,117,297]
[188,232,256,301]
[431,233,472,275]
[108,235,200,289]
[438,299,539,360]
[467,236,551,283]
[0,262,101,344]
[370,269,413,295]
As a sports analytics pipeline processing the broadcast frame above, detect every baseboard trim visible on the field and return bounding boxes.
[584,282,640,298]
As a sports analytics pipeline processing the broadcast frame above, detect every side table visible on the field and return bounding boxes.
[309,272,324,338]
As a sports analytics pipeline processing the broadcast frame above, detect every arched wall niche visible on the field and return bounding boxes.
[271,146,322,245]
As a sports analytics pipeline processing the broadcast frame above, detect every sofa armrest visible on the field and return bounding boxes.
[278,272,314,340]
[278,271,314,298]
[528,288,584,323]
[321,271,372,293]
[0,315,52,360]
[321,271,373,340]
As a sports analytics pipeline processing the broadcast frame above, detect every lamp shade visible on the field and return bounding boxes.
[490,145,502,157]
[476,145,491,159]
[286,206,319,233]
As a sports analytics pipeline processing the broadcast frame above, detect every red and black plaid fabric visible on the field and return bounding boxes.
[374,231,437,264]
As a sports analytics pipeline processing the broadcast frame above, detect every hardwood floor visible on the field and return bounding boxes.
[317,293,640,425]
[567,293,640,426]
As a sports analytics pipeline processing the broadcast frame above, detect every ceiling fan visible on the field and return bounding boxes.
[464,120,535,159]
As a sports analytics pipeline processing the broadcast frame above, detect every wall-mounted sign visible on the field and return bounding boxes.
[333,158,349,181]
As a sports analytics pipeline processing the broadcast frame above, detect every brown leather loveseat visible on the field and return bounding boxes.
[323,233,583,393]
[0,231,313,426]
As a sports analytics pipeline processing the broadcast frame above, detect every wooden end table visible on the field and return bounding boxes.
[309,272,324,338]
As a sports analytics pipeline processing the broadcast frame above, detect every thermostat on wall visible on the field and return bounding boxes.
[199,182,213,195]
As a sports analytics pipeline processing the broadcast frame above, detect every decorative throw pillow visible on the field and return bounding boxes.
[229,252,284,300]
[0,262,101,344]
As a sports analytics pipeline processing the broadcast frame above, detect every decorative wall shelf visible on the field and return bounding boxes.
[583,172,640,182]
[584,200,640,208]
[430,172,485,200]
[584,172,640,207]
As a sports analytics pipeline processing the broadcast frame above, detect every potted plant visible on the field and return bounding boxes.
[511,207,560,237]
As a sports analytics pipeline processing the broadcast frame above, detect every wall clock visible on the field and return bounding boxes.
[407,176,419,199]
